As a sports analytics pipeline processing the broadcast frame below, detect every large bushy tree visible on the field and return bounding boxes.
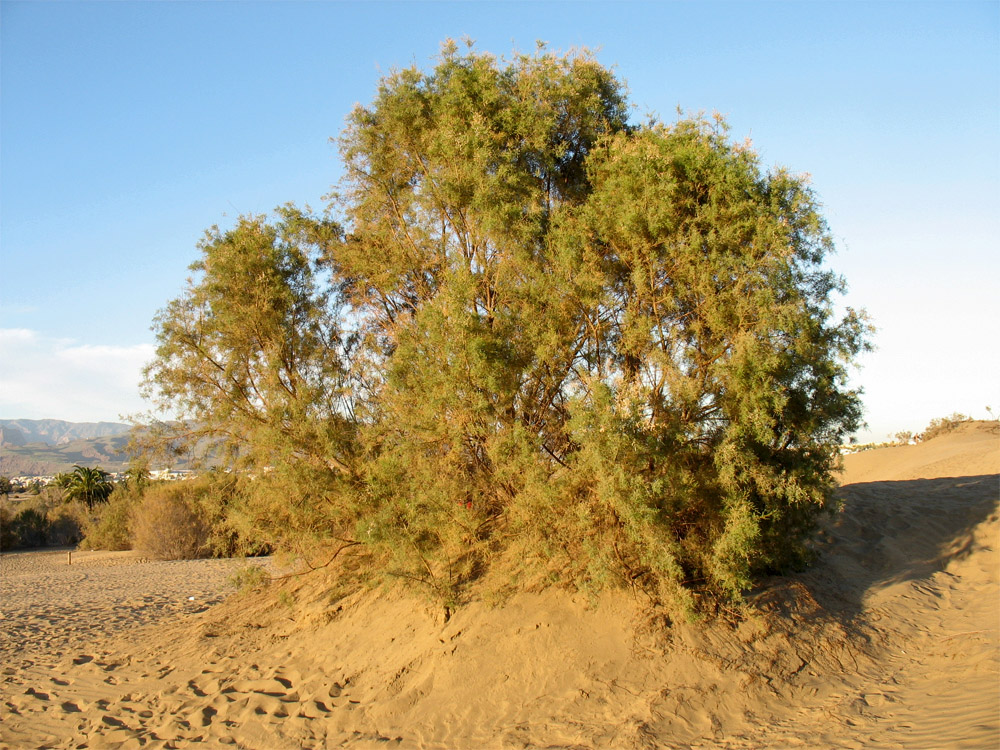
[145,42,868,609]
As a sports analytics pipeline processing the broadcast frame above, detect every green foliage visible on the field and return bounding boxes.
[183,472,273,558]
[142,42,869,613]
[9,507,49,548]
[123,463,151,493]
[337,42,631,598]
[79,473,266,557]
[0,492,87,549]
[334,46,867,605]
[46,500,88,546]
[0,505,15,550]
[0,502,50,549]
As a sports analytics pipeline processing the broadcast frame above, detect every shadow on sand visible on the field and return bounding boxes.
[784,474,999,625]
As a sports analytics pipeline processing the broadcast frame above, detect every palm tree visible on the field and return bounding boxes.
[63,465,114,508]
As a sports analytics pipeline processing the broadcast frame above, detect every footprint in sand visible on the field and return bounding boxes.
[186,678,210,697]
[299,699,332,718]
[100,714,130,728]
[185,704,218,727]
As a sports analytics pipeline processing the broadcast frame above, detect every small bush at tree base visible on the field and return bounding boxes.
[188,473,275,558]
[229,565,271,593]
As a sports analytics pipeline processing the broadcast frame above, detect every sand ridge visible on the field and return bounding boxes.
[1,423,998,748]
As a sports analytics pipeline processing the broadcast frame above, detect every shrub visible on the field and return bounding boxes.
[142,44,870,614]
[0,492,82,549]
[10,507,49,548]
[186,472,274,558]
[81,487,140,551]
[919,413,972,442]
[230,565,270,593]
[46,500,88,546]
[131,483,210,560]
[0,504,18,550]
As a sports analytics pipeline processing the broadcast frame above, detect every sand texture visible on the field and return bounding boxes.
[2,422,998,749]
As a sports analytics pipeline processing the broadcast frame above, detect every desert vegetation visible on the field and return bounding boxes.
[918,412,976,441]
[130,43,875,613]
[839,411,997,454]
[0,489,89,551]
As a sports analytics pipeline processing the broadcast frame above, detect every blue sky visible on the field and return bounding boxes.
[1,1,997,440]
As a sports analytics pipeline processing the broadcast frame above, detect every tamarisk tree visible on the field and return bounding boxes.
[145,42,869,608]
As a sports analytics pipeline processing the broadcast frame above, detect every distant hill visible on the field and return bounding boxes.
[0,419,213,476]
[0,433,137,477]
[1,420,134,476]
[0,419,131,447]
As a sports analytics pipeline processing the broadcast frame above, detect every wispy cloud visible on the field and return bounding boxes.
[0,329,156,422]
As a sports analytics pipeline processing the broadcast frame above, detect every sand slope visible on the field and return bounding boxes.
[2,423,997,749]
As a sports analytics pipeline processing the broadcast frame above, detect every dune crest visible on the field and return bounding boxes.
[2,424,997,749]
[841,420,1000,484]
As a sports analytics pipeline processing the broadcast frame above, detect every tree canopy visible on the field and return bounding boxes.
[144,42,869,611]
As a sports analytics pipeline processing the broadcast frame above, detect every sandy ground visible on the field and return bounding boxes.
[0,550,275,665]
[1,422,997,749]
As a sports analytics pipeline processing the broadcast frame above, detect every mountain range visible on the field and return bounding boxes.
[0,420,135,476]
[0,420,215,477]
[0,419,132,447]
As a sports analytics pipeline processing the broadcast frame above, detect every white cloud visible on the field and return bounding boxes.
[0,328,41,345]
[0,329,157,422]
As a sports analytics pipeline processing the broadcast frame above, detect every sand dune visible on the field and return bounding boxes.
[2,422,997,749]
